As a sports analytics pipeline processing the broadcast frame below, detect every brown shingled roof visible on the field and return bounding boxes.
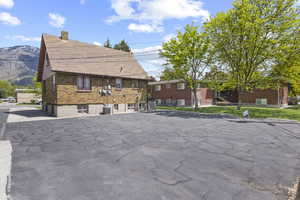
[37,33,149,81]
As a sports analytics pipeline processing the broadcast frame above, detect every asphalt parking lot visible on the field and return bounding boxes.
[4,110,300,200]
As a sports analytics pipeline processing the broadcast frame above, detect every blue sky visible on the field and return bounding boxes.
[0,0,234,77]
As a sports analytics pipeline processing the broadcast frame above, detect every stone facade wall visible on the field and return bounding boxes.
[54,72,147,105]
[42,76,57,105]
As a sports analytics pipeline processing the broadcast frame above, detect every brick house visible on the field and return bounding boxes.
[218,88,289,106]
[148,80,214,107]
[37,32,149,117]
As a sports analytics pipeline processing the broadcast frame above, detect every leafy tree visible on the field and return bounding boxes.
[204,0,300,109]
[160,24,211,110]
[103,38,112,48]
[114,40,131,52]
[32,73,42,95]
[202,66,229,95]
[0,80,15,98]
[160,67,179,81]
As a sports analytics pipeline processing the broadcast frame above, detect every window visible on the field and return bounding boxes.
[155,85,161,91]
[156,99,162,105]
[166,83,171,89]
[166,99,172,105]
[177,99,185,106]
[114,104,119,110]
[131,80,138,88]
[116,78,122,89]
[256,98,267,105]
[128,103,135,110]
[77,76,91,90]
[77,105,88,113]
[52,75,56,92]
[177,83,185,90]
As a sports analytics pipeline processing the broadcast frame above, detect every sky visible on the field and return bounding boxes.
[0,0,236,78]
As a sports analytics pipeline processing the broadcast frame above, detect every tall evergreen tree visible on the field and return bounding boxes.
[103,38,112,48]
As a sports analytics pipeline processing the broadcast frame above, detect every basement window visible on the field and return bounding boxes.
[77,105,88,113]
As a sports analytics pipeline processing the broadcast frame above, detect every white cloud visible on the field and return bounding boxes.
[49,13,66,28]
[0,0,14,9]
[0,12,21,26]
[5,35,40,42]
[107,0,210,32]
[93,41,102,46]
[128,23,163,33]
[80,0,86,5]
[132,45,162,53]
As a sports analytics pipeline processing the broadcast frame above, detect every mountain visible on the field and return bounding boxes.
[0,45,39,86]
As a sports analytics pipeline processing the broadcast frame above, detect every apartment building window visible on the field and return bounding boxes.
[155,85,161,91]
[177,99,185,106]
[166,83,171,89]
[166,98,172,105]
[156,99,162,105]
[77,105,88,113]
[52,75,56,92]
[77,75,91,90]
[177,83,185,90]
[116,78,122,89]
[256,98,267,105]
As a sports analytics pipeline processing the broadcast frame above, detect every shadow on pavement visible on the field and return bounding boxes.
[5,109,53,118]
[153,110,236,119]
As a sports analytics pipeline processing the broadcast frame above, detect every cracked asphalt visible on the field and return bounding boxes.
[4,110,300,200]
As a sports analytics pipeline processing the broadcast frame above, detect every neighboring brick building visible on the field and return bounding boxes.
[148,80,214,107]
[218,87,289,106]
[37,31,149,117]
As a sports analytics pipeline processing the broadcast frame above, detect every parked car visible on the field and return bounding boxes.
[7,97,16,103]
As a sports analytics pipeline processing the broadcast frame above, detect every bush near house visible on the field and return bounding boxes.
[158,106,300,122]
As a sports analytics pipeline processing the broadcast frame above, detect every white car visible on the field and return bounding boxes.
[7,97,16,103]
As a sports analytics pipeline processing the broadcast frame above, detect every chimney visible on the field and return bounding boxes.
[61,31,69,40]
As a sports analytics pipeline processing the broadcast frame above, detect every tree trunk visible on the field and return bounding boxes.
[193,88,199,110]
[237,87,242,110]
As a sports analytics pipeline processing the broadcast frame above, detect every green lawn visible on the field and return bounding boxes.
[158,105,300,122]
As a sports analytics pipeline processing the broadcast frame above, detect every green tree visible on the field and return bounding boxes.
[160,67,179,81]
[113,40,131,52]
[104,38,112,48]
[32,73,42,95]
[160,24,211,110]
[204,0,300,109]
[202,66,229,96]
[0,80,15,98]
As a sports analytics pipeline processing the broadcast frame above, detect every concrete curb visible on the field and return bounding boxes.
[0,140,12,200]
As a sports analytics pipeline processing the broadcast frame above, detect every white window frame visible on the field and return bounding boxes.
[155,85,161,91]
[166,98,172,105]
[256,98,267,105]
[177,83,185,90]
[77,75,91,90]
[156,99,162,105]
[116,78,122,89]
[177,99,185,106]
[127,103,135,110]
